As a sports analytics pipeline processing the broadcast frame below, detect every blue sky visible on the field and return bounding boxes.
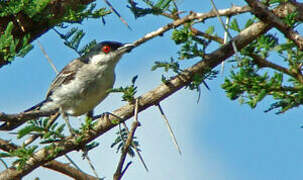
[1,0,303,179]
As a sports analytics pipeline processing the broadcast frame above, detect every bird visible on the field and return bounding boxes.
[15,41,135,131]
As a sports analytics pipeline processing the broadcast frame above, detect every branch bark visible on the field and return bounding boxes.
[250,53,303,84]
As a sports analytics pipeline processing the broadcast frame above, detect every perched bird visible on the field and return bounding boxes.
[11,41,134,131]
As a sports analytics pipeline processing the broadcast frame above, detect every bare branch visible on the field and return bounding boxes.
[0,110,58,131]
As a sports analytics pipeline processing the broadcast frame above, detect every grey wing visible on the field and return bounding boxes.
[46,58,85,98]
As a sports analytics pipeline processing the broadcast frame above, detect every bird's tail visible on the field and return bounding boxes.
[24,99,47,112]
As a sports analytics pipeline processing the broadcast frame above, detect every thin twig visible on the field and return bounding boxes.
[37,40,59,74]
[64,154,83,173]
[83,153,99,179]
[221,16,230,74]
[121,161,132,177]
[157,103,182,155]
[190,26,224,44]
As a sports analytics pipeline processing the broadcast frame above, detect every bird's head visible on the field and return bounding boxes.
[85,41,135,65]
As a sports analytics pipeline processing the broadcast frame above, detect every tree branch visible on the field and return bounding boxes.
[249,53,303,84]
[245,0,303,50]
[0,139,99,180]
[0,110,58,131]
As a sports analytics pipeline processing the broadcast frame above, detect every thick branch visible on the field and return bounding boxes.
[0,139,98,180]
[245,0,303,50]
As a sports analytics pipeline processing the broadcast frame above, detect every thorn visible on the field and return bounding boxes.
[103,0,132,30]
[157,103,182,155]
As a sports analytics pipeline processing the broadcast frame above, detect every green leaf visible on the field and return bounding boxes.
[205,26,214,35]
[230,19,240,32]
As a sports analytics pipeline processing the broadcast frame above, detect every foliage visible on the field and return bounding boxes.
[222,32,303,113]
[17,118,65,142]
[0,22,33,62]
[0,0,51,17]
[0,145,38,170]
[54,27,98,56]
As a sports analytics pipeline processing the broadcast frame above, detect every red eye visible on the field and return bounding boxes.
[102,45,111,53]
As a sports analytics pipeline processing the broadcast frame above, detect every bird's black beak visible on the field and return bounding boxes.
[118,43,135,54]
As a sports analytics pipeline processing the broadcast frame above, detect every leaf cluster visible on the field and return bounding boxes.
[60,3,110,24]
[54,27,97,56]
[172,25,210,60]
[17,118,65,143]
[0,0,51,18]
[222,32,303,113]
